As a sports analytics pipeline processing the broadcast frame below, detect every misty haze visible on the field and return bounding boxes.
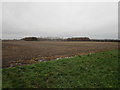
[2,2,118,39]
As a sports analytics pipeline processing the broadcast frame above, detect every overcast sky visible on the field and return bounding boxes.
[2,2,118,39]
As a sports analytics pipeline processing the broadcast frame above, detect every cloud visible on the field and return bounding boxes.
[2,2,118,39]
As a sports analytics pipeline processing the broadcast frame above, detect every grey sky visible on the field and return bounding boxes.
[2,2,118,39]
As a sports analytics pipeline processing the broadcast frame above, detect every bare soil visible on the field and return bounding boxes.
[2,40,119,67]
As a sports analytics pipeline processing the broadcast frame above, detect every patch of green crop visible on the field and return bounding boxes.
[0,69,2,89]
[2,49,119,88]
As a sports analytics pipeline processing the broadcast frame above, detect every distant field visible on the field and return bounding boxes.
[2,49,119,88]
[2,40,119,67]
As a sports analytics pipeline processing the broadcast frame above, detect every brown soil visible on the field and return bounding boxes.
[2,40,119,68]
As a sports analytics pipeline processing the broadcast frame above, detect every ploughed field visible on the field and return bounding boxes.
[2,40,118,67]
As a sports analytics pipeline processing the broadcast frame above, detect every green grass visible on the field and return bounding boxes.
[2,49,119,88]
